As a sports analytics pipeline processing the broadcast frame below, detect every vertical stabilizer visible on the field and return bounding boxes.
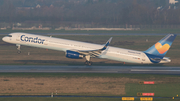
[144,34,177,57]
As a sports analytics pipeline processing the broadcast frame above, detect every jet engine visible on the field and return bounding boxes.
[66,50,83,59]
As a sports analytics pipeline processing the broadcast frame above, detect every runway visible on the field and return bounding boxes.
[0,65,180,74]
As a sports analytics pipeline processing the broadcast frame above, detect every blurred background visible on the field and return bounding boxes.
[0,0,180,30]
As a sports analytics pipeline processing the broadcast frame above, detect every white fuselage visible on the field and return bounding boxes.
[2,33,170,64]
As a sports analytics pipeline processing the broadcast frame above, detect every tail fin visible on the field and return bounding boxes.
[144,34,177,57]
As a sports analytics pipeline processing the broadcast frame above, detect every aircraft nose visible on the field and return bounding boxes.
[2,36,8,42]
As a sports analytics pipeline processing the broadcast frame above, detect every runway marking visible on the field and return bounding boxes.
[131,69,180,72]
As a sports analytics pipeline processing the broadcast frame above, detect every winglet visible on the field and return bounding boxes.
[100,37,112,51]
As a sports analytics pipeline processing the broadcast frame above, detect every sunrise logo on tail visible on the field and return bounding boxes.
[155,42,170,54]
[144,34,176,60]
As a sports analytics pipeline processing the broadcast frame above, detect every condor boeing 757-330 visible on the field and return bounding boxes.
[2,33,176,65]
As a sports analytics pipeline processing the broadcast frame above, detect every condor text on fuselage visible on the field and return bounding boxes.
[20,35,45,44]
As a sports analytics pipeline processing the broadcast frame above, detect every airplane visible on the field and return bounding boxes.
[2,32,176,65]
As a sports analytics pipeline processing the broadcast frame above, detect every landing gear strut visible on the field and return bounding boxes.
[16,44,21,54]
[84,55,92,66]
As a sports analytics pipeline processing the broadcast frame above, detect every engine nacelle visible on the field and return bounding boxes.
[66,50,83,59]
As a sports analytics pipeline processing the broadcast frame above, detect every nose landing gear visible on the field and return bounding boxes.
[16,44,21,54]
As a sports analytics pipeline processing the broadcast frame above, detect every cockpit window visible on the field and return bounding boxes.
[7,35,12,37]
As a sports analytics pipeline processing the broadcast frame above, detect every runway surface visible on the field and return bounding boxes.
[0,65,180,74]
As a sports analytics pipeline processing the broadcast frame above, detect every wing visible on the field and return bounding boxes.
[77,37,112,58]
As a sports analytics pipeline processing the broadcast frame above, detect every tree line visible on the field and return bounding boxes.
[0,0,180,25]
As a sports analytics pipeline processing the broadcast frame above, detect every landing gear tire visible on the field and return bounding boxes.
[17,50,21,54]
[85,61,92,66]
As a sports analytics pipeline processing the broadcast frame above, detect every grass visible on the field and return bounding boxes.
[0,73,179,100]
[126,84,180,97]
[0,97,121,101]
[0,73,179,94]
[0,97,179,101]
[0,73,179,78]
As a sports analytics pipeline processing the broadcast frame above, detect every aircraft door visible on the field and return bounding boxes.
[141,53,146,62]
[44,40,48,45]
[16,35,20,41]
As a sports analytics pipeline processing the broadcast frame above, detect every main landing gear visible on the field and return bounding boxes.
[16,44,21,54]
[85,60,92,66]
[84,55,92,66]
